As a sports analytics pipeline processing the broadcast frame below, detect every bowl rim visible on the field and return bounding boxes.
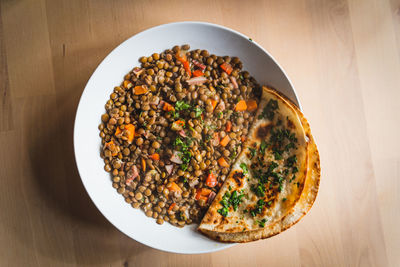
[73,21,300,254]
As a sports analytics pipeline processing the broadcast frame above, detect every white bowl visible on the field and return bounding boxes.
[74,21,300,254]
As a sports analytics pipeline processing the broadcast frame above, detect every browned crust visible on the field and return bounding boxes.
[198,86,321,243]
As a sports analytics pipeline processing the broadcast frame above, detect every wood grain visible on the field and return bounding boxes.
[0,0,399,266]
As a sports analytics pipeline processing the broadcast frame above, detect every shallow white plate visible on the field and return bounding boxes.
[74,21,300,254]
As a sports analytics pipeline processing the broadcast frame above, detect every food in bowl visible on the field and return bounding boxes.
[98,44,320,242]
[99,44,261,227]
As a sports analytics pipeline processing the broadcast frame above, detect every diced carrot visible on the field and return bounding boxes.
[175,50,187,62]
[247,99,258,112]
[163,102,175,111]
[182,61,191,77]
[175,51,191,77]
[195,188,212,201]
[175,120,185,126]
[168,203,176,211]
[206,172,218,188]
[192,70,204,77]
[241,135,246,142]
[220,135,230,147]
[123,80,133,89]
[201,113,204,120]
[141,158,146,172]
[210,99,218,111]
[220,62,233,75]
[125,124,135,143]
[167,182,183,194]
[225,121,232,132]
[115,126,122,136]
[134,85,148,95]
[105,141,112,147]
[149,153,160,160]
[235,100,247,111]
[218,157,230,168]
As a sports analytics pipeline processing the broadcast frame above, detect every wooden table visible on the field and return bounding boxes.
[1,0,399,266]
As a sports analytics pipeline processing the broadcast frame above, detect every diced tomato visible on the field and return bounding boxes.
[206,172,218,188]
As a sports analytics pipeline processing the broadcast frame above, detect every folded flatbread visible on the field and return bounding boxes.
[198,86,320,242]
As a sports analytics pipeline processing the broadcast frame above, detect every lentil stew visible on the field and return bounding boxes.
[99,45,261,227]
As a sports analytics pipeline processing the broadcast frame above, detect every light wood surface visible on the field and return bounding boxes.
[1,0,399,266]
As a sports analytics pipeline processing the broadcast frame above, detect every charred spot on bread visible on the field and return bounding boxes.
[255,123,272,139]
[232,171,245,187]
[287,119,295,129]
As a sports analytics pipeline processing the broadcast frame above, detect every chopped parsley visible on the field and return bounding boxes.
[175,100,191,111]
[260,141,267,155]
[230,146,238,161]
[217,190,245,217]
[240,163,248,175]
[249,147,257,159]
[256,218,267,227]
[286,155,297,168]
[284,142,295,151]
[274,150,283,160]
[173,137,192,171]
[251,183,266,197]
[268,162,279,173]
[169,109,179,119]
[250,199,265,217]
[193,107,203,118]
[258,99,278,120]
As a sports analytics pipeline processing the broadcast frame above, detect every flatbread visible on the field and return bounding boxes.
[198,86,320,242]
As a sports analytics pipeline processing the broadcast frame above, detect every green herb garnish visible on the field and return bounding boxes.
[286,155,297,168]
[173,137,192,171]
[250,199,265,217]
[240,163,248,175]
[175,100,191,111]
[193,107,203,118]
[274,150,283,160]
[249,148,257,159]
[217,190,245,217]
[258,99,278,120]
[260,141,267,155]
[256,218,267,227]
[251,183,266,197]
